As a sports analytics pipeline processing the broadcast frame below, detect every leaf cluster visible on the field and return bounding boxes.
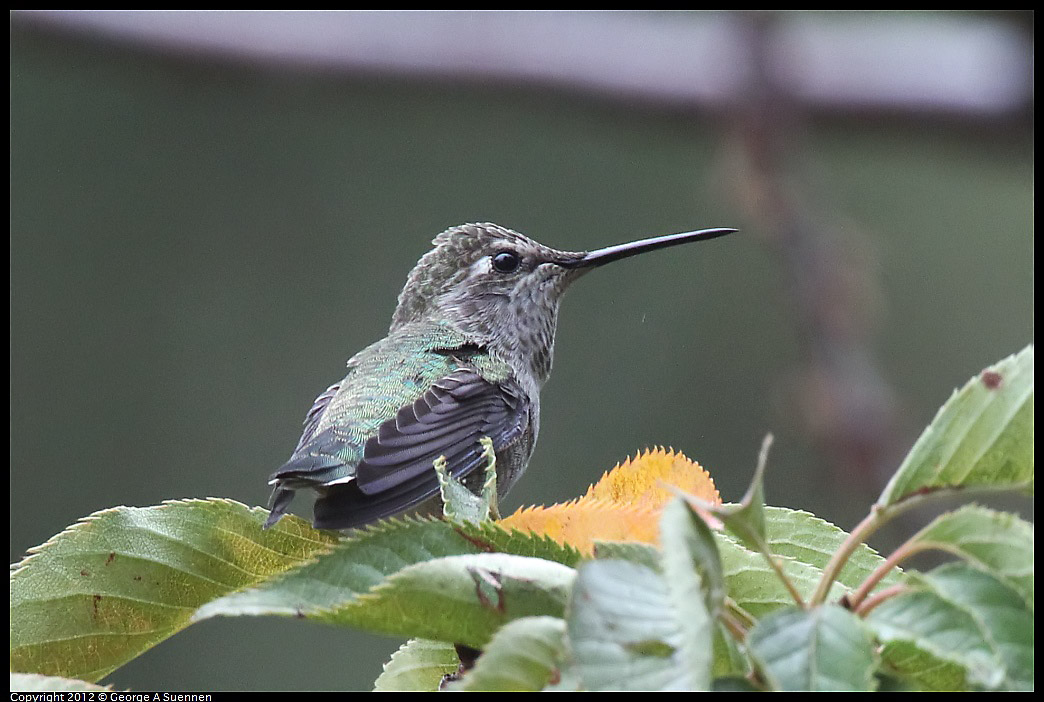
[10,346,1033,691]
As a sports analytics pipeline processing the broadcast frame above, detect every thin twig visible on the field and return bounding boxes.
[719,608,750,642]
[810,508,884,605]
[758,542,806,609]
[845,538,928,611]
[725,596,757,630]
[854,583,910,617]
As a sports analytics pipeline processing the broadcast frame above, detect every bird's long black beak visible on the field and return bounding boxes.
[564,227,738,269]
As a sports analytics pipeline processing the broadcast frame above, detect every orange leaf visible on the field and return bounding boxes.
[499,499,660,556]
[581,446,721,510]
[498,447,720,554]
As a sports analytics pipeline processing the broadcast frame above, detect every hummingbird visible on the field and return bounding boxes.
[265,222,735,530]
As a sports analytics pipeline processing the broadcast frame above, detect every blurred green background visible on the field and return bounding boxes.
[10,11,1032,692]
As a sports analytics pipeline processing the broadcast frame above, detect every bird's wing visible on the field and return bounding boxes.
[310,367,528,529]
[309,368,528,529]
[356,367,527,493]
[267,360,528,529]
[294,380,341,453]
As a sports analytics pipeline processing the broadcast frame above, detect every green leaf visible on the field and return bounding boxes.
[747,604,878,691]
[867,563,1033,691]
[715,433,773,550]
[591,540,662,570]
[660,498,725,617]
[372,638,460,692]
[463,520,583,567]
[760,507,902,592]
[712,622,750,679]
[918,563,1033,691]
[10,673,112,692]
[590,504,897,623]
[198,517,579,620]
[712,675,762,691]
[566,559,707,691]
[9,498,338,682]
[196,517,471,619]
[11,499,580,684]
[874,666,930,692]
[436,436,499,522]
[446,616,567,691]
[594,507,897,620]
[868,589,993,689]
[875,639,971,692]
[903,505,1033,609]
[878,345,1034,507]
[658,499,721,690]
[715,533,845,618]
[319,553,575,648]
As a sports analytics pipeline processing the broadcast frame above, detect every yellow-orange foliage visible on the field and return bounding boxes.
[499,447,720,555]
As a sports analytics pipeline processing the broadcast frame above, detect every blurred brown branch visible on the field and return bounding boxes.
[727,11,900,497]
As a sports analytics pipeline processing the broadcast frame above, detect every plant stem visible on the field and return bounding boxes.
[759,545,806,608]
[846,538,930,612]
[720,608,749,642]
[810,485,1007,606]
[725,597,757,630]
[810,507,885,605]
[854,583,909,617]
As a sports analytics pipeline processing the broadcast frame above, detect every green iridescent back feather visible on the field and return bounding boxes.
[288,320,512,486]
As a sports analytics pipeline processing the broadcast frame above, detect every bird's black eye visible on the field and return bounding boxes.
[491,250,521,273]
